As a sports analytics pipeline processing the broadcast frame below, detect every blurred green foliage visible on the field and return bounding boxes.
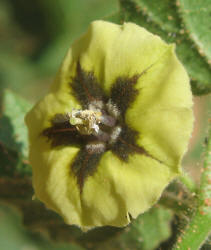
[0,0,211,250]
[0,204,83,250]
[0,0,118,101]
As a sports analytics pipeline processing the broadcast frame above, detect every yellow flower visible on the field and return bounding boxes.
[25,20,193,230]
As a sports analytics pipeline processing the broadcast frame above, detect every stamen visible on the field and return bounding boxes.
[88,100,104,110]
[100,114,116,127]
[69,109,102,135]
[86,142,106,153]
[106,99,120,118]
[109,126,122,144]
[93,129,110,142]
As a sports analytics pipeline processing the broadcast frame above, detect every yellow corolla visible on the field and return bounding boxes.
[25,20,193,230]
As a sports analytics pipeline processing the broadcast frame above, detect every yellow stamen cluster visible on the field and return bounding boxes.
[69,109,102,135]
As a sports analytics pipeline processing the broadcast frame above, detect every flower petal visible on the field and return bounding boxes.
[70,20,170,92]
[29,137,175,229]
[29,137,83,225]
[82,151,174,227]
[126,46,193,167]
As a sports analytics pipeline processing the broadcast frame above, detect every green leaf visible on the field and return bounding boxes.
[178,0,211,63]
[129,206,173,250]
[133,0,181,32]
[95,206,173,250]
[175,37,211,96]
[0,89,32,158]
[103,11,124,23]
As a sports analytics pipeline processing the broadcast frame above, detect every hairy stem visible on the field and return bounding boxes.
[173,123,211,250]
[159,191,193,219]
[178,172,196,193]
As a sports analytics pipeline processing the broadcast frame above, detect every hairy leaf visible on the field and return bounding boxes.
[96,206,173,250]
[179,0,211,63]
[134,0,181,32]
[0,89,32,158]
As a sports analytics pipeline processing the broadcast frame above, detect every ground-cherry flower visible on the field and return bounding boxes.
[25,20,193,230]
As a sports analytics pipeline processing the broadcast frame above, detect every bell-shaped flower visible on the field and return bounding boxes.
[25,20,193,230]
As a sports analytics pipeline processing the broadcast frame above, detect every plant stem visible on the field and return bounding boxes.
[159,191,192,218]
[173,123,211,250]
[179,172,196,193]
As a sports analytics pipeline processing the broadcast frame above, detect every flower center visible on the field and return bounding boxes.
[69,109,102,135]
[41,63,157,192]
[69,99,121,145]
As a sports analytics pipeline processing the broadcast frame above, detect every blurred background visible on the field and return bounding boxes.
[0,0,210,249]
[0,0,118,102]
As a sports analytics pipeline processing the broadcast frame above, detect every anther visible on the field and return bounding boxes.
[106,99,120,118]
[86,142,106,153]
[69,109,102,135]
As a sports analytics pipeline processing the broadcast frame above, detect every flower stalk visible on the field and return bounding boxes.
[173,122,211,249]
